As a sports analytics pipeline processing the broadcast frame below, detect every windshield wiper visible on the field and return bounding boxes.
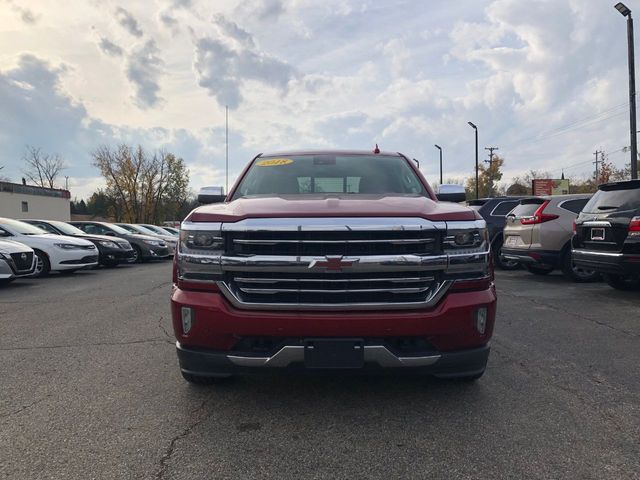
[597,205,619,210]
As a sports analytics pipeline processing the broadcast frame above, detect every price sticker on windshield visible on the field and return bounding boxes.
[256,158,294,167]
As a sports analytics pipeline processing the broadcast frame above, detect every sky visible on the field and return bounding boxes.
[0,0,637,199]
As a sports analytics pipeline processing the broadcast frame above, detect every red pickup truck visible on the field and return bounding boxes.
[171,150,496,382]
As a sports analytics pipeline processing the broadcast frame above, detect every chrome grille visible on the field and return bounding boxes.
[10,252,34,272]
[223,271,443,307]
[225,230,441,256]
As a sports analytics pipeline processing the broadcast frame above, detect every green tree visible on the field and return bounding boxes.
[466,155,505,198]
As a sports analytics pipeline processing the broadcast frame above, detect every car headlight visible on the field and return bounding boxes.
[444,222,488,253]
[143,240,162,246]
[98,241,118,248]
[180,230,224,252]
[54,243,82,250]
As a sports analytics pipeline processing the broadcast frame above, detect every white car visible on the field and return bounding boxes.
[0,239,37,284]
[0,218,98,277]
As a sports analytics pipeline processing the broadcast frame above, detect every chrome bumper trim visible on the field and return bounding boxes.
[227,345,441,368]
[572,249,624,258]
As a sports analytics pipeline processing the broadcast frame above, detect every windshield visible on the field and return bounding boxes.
[134,225,161,236]
[232,154,427,199]
[0,218,48,235]
[106,224,131,235]
[142,225,172,235]
[583,186,640,214]
[116,224,139,234]
[49,221,86,236]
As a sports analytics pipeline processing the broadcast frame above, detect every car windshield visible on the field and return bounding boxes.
[116,224,139,234]
[582,185,640,213]
[106,224,131,235]
[0,218,47,235]
[232,154,427,199]
[134,225,161,236]
[48,221,86,236]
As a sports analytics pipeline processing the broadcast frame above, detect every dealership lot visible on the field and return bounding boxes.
[1,264,639,479]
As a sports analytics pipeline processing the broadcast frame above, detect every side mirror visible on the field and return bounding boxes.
[198,186,226,204]
[436,184,466,203]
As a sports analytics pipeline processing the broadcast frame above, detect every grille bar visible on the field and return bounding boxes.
[233,276,435,284]
[233,238,436,245]
[238,286,432,294]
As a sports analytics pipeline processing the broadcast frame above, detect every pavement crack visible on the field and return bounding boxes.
[155,397,213,480]
[158,316,174,342]
[0,395,50,420]
[0,338,172,352]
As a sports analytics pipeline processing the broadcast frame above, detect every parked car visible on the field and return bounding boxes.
[115,223,177,255]
[161,226,179,236]
[467,196,526,270]
[0,217,98,277]
[137,224,178,237]
[22,219,135,267]
[0,239,37,283]
[501,194,598,282]
[573,180,640,290]
[69,221,170,263]
[172,150,495,384]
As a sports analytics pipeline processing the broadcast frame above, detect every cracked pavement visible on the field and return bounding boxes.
[1,262,639,479]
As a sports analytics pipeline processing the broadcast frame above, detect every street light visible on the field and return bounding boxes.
[468,122,479,199]
[434,144,442,185]
[615,2,638,179]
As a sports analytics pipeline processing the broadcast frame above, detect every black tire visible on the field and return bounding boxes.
[525,264,554,275]
[131,245,144,264]
[603,274,640,291]
[561,250,600,283]
[181,371,232,385]
[33,250,51,277]
[493,239,520,270]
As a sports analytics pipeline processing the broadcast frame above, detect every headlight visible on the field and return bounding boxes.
[180,230,224,251]
[143,240,162,246]
[54,243,82,250]
[98,241,118,248]
[444,222,488,252]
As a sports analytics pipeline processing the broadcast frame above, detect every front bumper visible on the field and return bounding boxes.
[98,247,136,265]
[501,248,560,268]
[171,285,496,377]
[143,246,171,259]
[176,341,490,379]
[572,249,640,275]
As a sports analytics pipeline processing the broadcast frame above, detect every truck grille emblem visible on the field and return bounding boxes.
[308,256,358,271]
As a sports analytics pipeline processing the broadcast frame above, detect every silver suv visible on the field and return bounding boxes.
[501,194,598,282]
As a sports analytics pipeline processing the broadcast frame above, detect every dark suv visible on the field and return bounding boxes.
[69,221,170,263]
[467,197,525,270]
[572,180,640,290]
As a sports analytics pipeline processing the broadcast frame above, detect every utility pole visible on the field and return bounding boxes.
[484,146,498,197]
[468,122,479,199]
[593,150,601,184]
[225,105,229,194]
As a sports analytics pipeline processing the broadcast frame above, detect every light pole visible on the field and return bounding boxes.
[615,2,638,179]
[468,122,479,199]
[434,144,442,185]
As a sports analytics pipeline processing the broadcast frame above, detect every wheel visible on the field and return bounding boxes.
[603,274,640,291]
[561,250,599,283]
[33,250,51,277]
[131,245,144,264]
[524,265,554,275]
[493,239,520,270]
[181,371,232,385]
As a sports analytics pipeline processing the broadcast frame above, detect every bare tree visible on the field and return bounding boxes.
[22,146,66,188]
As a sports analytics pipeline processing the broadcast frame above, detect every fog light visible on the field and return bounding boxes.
[475,308,487,334]
[181,307,193,334]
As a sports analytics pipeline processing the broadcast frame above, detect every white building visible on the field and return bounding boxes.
[0,181,71,221]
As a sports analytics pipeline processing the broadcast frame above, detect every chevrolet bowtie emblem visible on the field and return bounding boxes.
[308,256,359,271]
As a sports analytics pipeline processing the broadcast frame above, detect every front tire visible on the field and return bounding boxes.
[561,250,599,283]
[33,250,51,277]
[131,245,144,264]
[524,265,554,275]
[603,274,640,291]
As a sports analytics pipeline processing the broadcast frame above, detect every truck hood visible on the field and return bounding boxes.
[187,195,479,223]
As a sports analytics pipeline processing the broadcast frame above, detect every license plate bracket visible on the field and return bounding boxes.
[590,228,605,241]
[304,338,364,369]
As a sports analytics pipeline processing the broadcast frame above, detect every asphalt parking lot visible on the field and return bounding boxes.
[1,263,639,479]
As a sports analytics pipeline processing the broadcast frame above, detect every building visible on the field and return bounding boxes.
[0,181,71,221]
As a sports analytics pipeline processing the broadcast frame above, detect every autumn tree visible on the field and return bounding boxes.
[466,155,505,198]
[22,146,66,188]
[91,144,190,223]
